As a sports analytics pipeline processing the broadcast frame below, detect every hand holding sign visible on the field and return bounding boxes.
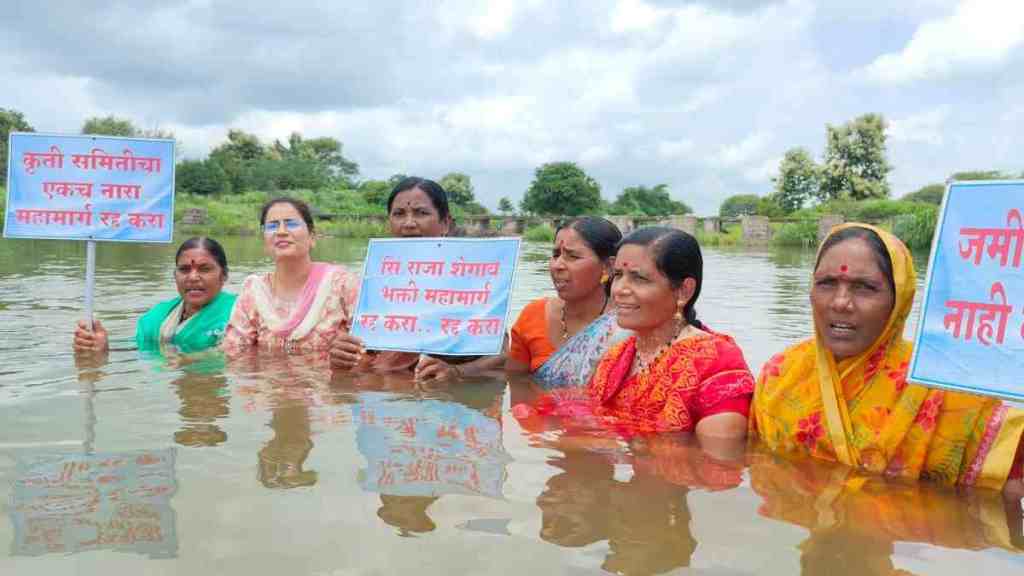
[330,309,370,372]
[350,237,520,356]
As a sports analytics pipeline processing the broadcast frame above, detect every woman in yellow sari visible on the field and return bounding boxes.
[752,223,1024,492]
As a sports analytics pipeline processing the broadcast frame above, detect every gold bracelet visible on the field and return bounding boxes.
[451,364,465,380]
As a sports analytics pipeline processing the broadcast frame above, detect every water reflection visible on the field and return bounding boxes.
[259,401,318,489]
[10,449,178,558]
[534,435,742,576]
[172,371,230,447]
[350,380,509,536]
[749,445,1024,575]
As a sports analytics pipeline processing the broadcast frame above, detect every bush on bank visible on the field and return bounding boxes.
[765,198,938,249]
[523,224,555,242]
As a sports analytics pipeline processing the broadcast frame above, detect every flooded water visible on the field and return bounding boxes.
[0,236,1020,575]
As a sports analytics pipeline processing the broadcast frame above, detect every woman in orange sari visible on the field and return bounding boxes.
[752,224,1024,492]
[570,227,755,437]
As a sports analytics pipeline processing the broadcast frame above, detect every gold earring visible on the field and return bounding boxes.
[673,300,684,322]
[600,272,609,284]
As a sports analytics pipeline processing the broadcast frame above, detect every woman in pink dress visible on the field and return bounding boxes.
[222,197,359,361]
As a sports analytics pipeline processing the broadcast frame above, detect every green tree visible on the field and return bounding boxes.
[208,130,266,193]
[439,172,475,206]
[272,132,359,185]
[903,183,945,205]
[520,162,602,216]
[819,113,892,201]
[461,201,489,215]
[950,170,1013,181]
[498,197,515,214]
[176,159,231,196]
[771,148,819,213]
[358,179,392,207]
[718,194,760,218]
[81,115,138,137]
[756,196,786,218]
[608,184,691,216]
[1,108,34,182]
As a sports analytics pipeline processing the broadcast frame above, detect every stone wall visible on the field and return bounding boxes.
[741,215,772,244]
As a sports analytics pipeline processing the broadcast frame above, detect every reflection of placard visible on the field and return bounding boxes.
[910,181,1024,400]
[4,132,175,242]
[10,449,178,558]
[354,393,510,498]
[351,237,521,355]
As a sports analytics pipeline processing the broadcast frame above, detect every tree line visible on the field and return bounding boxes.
[1,109,698,218]
[719,113,1024,219]
[4,107,1018,222]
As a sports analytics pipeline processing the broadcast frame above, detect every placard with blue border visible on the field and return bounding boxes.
[909,180,1024,401]
[351,237,521,355]
[4,132,175,242]
[10,448,178,558]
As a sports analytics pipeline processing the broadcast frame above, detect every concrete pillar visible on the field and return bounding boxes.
[741,215,772,245]
[817,214,845,242]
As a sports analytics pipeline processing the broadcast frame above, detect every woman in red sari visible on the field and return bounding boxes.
[587,227,755,438]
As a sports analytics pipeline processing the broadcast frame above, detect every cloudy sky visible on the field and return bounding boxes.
[2,0,1022,214]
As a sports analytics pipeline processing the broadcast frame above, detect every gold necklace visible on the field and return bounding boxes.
[560,293,609,341]
[636,324,689,373]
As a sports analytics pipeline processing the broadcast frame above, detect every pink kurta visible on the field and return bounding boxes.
[222,264,359,360]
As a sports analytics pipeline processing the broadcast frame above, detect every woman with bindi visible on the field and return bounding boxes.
[752,224,1024,495]
[507,216,627,388]
[329,177,505,382]
[584,227,755,439]
[73,236,237,355]
[518,227,755,442]
[222,197,360,360]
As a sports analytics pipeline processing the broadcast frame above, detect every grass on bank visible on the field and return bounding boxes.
[523,223,555,242]
[695,224,743,247]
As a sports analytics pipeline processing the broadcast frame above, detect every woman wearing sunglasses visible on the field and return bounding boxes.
[222,197,359,359]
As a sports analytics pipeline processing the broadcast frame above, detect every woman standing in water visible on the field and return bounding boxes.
[586,227,755,437]
[522,227,755,438]
[222,197,359,359]
[752,224,1024,492]
[506,216,627,387]
[329,177,504,382]
[73,236,236,354]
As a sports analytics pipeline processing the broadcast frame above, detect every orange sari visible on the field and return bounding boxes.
[587,331,755,434]
[752,224,1024,490]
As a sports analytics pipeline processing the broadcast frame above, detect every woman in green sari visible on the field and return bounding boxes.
[72,237,237,354]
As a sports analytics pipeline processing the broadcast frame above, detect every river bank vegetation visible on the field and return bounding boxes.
[2,108,1021,250]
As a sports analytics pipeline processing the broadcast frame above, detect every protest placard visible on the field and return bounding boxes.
[4,132,175,242]
[354,392,510,498]
[350,237,521,355]
[909,180,1024,401]
[10,448,178,558]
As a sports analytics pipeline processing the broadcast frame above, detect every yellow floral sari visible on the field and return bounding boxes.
[752,223,1024,490]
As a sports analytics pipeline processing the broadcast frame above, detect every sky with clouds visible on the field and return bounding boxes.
[2,0,1022,214]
